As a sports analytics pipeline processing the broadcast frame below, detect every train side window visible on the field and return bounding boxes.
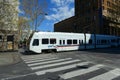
[42,38,49,44]
[59,40,62,45]
[79,40,83,44]
[89,39,92,44]
[111,39,116,43]
[81,40,83,44]
[73,40,77,44]
[67,39,72,44]
[79,40,81,44]
[101,40,104,44]
[32,39,39,46]
[63,40,65,44]
[50,38,56,44]
[97,40,99,44]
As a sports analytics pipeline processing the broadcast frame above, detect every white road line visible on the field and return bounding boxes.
[22,57,56,62]
[36,62,91,75]
[22,54,54,60]
[31,59,81,70]
[25,58,58,64]
[88,68,120,80]
[60,64,104,79]
[28,58,72,66]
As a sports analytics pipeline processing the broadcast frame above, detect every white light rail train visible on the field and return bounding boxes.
[29,32,120,53]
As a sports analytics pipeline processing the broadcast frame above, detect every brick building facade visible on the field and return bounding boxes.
[54,0,120,36]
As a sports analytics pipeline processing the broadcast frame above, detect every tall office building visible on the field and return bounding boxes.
[54,0,120,36]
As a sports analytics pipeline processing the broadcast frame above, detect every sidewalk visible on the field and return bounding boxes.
[0,52,21,66]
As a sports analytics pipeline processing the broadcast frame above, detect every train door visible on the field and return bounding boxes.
[58,39,65,51]
[31,39,41,53]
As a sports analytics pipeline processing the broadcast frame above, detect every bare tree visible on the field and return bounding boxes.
[18,17,30,41]
[20,0,48,31]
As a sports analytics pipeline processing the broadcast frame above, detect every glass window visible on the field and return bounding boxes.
[50,38,56,44]
[42,38,49,44]
[67,40,72,44]
[79,40,83,44]
[0,35,2,41]
[73,40,77,44]
[7,35,14,41]
[32,39,39,46]
[63,40,65,44]
[79,40,80,44]
[59,40,62,45]
[89,39,92,44]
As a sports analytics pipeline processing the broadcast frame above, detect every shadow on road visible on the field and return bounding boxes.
[83,47,120,54]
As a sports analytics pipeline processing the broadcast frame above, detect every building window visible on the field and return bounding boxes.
[107,1,110,7]
[102,0,104,4]
[102,6,104,10]
[42,38,49,44]
[0,35,2,41]
[7,35,14,41]
[32,39,39,46]
[50,38,56,44]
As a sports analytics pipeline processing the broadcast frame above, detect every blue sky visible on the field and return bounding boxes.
[38,0,75,32]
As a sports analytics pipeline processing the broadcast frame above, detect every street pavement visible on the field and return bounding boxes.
[0,48,120,80]
[0,52,21,66]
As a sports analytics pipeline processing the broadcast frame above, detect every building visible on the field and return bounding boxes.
[54,0,120,36]
[0,0,19,51]
[54,17,76,33]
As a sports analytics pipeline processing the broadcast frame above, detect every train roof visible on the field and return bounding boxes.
[34,31,118,37]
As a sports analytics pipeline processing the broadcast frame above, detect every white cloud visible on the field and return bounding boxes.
[46,0,74,22]
[51,0,74,6]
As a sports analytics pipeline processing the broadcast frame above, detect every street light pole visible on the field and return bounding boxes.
[94,15,96,49]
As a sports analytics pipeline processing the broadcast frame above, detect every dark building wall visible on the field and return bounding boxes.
[74,0,104,34]
[54,17,76,32]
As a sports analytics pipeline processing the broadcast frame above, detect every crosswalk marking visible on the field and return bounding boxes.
[28,58,72,66]
[22,55,120,80]
[88,68,120,80]
[36,62,91,75]
[25,58,58,64]
[22,54,55,60]
[31,59,81,70]
[23,56,56,62]
[59,64,104,79]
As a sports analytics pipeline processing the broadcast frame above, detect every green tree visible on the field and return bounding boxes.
[110,1,120,22]
[0,0,19,51]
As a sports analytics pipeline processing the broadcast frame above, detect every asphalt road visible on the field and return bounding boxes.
[0,48,120,80]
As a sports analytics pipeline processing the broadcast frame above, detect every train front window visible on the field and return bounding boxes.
[32,39,39,46]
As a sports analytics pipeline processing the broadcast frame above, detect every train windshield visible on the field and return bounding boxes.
[32,39,39,46]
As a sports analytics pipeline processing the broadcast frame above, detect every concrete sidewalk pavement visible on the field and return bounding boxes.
[0,52,21,66]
